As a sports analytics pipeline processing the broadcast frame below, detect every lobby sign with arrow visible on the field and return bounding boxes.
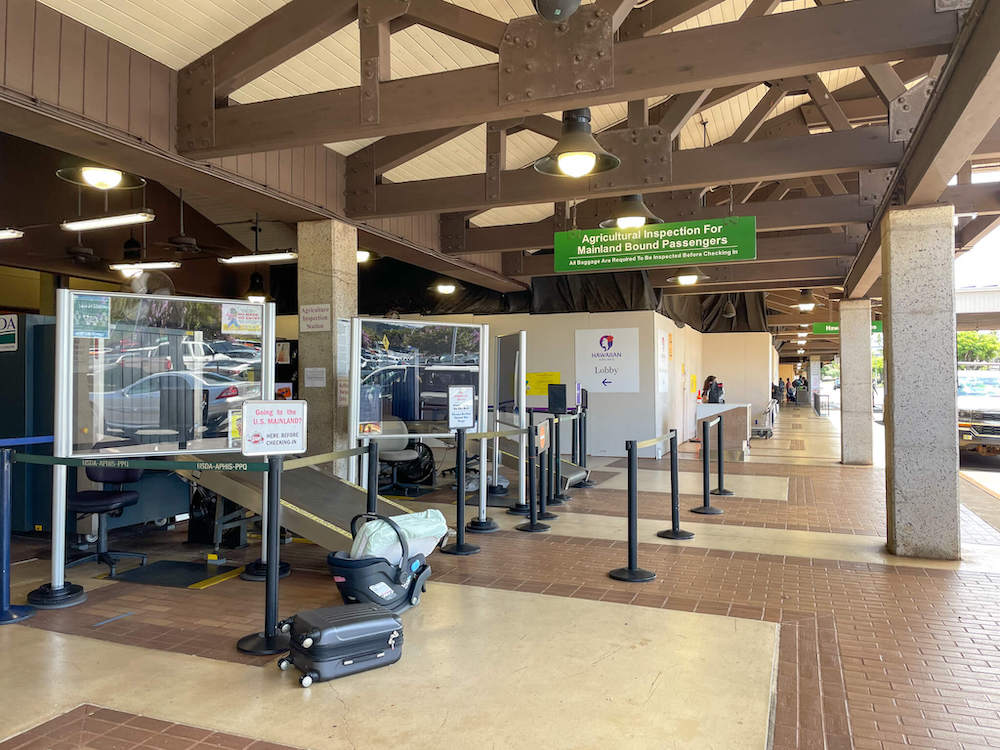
[574,328,640,394]
[553,216,756,273]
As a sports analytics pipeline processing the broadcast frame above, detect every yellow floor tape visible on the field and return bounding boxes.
[187,566,246,590]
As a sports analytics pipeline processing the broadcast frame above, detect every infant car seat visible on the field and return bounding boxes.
[326,512,443,614]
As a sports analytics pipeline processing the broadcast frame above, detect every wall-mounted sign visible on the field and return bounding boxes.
[359,384,382,434]
[574,328,639,394]
[221,303,263,336]
[447,385,476,430]
[812,321,883,334]
[276,341,291,365]
[241,400,307,456]
[0,314,17,352]
[299,303,331,332]
[72,294,111,339]
[304,367,327,388]
[536,420,549,453]
[526,371,561,396]
[554,216,756,273]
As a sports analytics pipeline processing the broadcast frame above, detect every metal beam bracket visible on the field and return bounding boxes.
[589,126,671,191]
[440,213,468,253]
[888,75,936,142]
[859,168,895,205]
[346,146,376,216]
[177,57,216,153]
[497,9,613,106]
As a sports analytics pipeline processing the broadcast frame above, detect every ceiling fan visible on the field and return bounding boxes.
[153,188,235,257]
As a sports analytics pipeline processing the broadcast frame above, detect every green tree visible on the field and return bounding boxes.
[957,331,1000,362]
[871,355,884,384]
[821,361,840,380]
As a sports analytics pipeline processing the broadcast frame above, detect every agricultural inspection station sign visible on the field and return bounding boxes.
[554,216,756,273]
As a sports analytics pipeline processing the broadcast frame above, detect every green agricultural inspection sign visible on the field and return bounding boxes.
[553,216,756,273]
[813,321,883,334]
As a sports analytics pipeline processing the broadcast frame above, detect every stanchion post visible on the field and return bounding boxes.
[609,440,655,582]
[538,419,557,520]
[241,461,291,582]
[441,429,480,554]
[691,419,723,515]
[366,439,379,514]
[552,416,570,504]
[658,431,694,541]
[508,411,534,516]
[571,413,579,464]
[711,414,734,497]
[1,448,34,624]
[517,425,549,533]
[573,409,595,488]
[238,455,291,654]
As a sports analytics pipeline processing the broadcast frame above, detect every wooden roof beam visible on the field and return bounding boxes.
[185,0,959,157]
[618,0,727,41]
[390,0,507,52]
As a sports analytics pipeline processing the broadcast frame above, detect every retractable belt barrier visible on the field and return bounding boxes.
[12,453,269,472]
[1,437,54,625]
[692,417,725,516]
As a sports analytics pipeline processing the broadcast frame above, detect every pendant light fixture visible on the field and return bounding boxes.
[0,228,24,240]
[357,249,372,263]
[665,267,710,286]
[56,166,146,190]
[246,271,269,304]
[796,289,821,312]
[61,209,155,232]
[721,294,737,319]
[533,108,620,178]
[599,194,662,229]
[432,280,458,295]
[220,213,297,264]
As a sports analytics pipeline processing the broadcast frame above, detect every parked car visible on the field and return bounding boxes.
[96,371,261,437]
[958,369,1000,455]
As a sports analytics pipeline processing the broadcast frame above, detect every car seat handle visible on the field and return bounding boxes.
[349,512,410,575]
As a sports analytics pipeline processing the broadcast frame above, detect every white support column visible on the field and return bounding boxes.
[296,220,358,477]
[839,299,873,465]
[882,204,960,559]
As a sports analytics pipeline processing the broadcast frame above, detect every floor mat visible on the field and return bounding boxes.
[112,560,241,589]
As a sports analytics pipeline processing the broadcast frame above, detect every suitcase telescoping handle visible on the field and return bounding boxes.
[349,512,412,585]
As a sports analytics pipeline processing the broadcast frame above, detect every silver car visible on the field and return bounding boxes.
[958,369,1000,455]
[98,371,261,437]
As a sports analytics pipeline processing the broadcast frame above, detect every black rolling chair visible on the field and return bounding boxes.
[66,467,147,577]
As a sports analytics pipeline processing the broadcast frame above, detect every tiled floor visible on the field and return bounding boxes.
[0,705,302,750]
[10,407,1000,749]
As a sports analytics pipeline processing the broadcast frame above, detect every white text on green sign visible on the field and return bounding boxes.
[553,216,757,273]
[812,321,883,334]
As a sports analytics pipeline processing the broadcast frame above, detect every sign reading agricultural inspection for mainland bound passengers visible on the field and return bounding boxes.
[241,400,307,456]
[813,321,883,335]
[553,216,756,273]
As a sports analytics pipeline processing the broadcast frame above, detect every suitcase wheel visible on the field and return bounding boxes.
[411,594,420,606]
[277,657,292,672]
[301,637,314,649]
[279,622,291,634]
[299,673,315,688]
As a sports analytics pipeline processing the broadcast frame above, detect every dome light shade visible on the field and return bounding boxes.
[721,296,737,319]
[600,194,663,229]
[665,266,710,286]
[434,282,457,295]
[534,109,620,178]
[56,166,146,190]
[245,271,269,303]
[796,289,821,312]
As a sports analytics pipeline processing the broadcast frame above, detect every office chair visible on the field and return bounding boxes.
[66,467,148,577]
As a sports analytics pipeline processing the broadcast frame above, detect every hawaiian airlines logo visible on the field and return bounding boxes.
[599,335,614,351]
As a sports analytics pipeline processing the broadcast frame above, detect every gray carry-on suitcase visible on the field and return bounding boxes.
[277,603,403,687]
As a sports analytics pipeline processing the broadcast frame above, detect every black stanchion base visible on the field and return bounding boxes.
[547,495,566,507]
[608,567,656,583]
[515,521,550,533]
[0,605,36,625]
[572,479,595,489]
[26,582,86,609]
[553,492,572,503]
[236,631,291,655]
[240,559,292,582]
[439,542,481,556]
[657,528,695,540]
[466,518,500,534]
[690,505,724,515]
[506,504,531,516]
[538,510,558,520]
[711,488,735,496]
[487,485,508,497]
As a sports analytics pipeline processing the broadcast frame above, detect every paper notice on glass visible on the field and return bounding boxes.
[304,367,327,388]
[337,318,350,377]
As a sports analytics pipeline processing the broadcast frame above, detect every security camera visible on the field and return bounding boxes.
[533,0,582,23]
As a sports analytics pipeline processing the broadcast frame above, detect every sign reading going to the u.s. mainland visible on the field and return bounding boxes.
[553,216,757,273]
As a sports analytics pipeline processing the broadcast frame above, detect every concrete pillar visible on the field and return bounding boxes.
[809,356,821,394]
[882,204,959,559]
[839,299,873,465]
[296,219,358,477]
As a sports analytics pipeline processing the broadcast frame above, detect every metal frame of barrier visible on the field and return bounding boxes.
[691,417,724,516]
